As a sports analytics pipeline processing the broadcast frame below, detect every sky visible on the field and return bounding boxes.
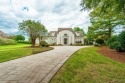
[0,0,91,35]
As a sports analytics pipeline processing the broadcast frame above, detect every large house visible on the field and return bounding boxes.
[41,28,84,45]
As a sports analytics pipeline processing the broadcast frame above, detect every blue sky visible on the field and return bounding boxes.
[0,0,90,35]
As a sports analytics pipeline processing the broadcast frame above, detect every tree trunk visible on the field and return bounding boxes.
[108,27,112,38]
[39,37,43,46]
[31,37,36,47]
[39,36,41,46]
[123,8,125,17]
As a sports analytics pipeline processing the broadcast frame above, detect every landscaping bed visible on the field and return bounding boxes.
[97,46,125,63]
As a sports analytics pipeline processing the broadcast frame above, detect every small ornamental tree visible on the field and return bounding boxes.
[40,41,49,47]
[18,20,47,47]
[95,39,104,45]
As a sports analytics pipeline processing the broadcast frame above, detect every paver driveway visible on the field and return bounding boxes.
[0,46,88,83]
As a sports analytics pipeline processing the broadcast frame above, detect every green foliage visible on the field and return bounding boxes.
[18,20,47,46]
[94,43,99,47]
[15,35,25,41]
[80,0,125,17]
[18,41,31,44]
[0,38,17,45]
[7,35,16,40]
[95,39,104,45]
[108,31,125,52]
[58,44,63,46]
[109,41,121,49]
[107,35,119,45]
[73,27,85,35]
[40,41,49,47]
[81,0,125,41]
[119,31,125,48]
[84,38,89,45]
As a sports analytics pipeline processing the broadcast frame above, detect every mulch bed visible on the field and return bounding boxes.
[97,46,125,63]
[24,46,40,48]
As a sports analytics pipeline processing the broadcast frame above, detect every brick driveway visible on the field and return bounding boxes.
[0,46,88,83]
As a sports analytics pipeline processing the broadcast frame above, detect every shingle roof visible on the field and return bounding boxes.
[49,31,57,36]
[48,28,84,37]
[57,28,75,34]
[75,31,83,36]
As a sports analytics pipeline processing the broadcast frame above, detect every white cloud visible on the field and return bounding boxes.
[0,0,91,34]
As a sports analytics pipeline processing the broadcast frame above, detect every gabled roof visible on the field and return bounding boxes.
[48,28,84,37]
[75,31,83,36]
[57,28,76,35]
[58,28,73,32]
[48,31,57,36]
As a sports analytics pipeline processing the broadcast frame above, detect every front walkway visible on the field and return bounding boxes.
[0,46,88,83]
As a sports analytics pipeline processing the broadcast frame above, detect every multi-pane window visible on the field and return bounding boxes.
[64,34,67,36]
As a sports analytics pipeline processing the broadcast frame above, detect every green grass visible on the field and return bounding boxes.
[51,47,125,83]
[0,43,30,50]
[0,44,53,63]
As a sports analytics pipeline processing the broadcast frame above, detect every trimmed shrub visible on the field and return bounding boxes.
[107,35,119,45]
[95,39,104,45]
[0,38,17,45]
[116,46,125,52]
[58,44,63,46]
[70,43,72,45]
[40,41,49,47]
[108,31,125,52]
[109,41,121,49]
[94,43,99,47]
[18,41,31,44]
[119,31,125,48]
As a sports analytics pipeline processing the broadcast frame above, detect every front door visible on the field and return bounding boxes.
[64,38,68,44]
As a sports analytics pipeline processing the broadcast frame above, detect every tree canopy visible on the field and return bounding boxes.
[80,0,125,41]
[73,27,85,36]
[80,0,125,16]
[15,35,25,41]
[18,20,47,46]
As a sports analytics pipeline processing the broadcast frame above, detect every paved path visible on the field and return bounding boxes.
[0,46,88,83]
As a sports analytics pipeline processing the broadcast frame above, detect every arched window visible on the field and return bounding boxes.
[64,34,67,36]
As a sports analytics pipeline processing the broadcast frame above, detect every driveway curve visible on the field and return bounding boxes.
[0,46,88,83]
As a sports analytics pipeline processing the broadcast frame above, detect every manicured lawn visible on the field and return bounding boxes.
[0,44,53,63]
[0,43,30,50]
[51,47,125,83]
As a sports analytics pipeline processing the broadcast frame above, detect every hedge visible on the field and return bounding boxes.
[0,38,17,45]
